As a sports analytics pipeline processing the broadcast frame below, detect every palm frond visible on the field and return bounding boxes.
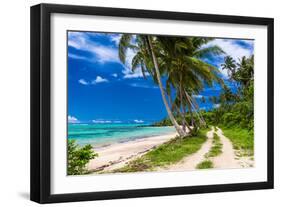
[193,45,225,58]
[118,34,132,64]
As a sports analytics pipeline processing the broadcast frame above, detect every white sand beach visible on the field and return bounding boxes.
[87,126,254,174]
[87,132,178,172]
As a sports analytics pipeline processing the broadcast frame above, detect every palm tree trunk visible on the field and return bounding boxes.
[147,36,186,137]
[167,93,191,132]
[191,96,206,126]
[188,103,194,127]
[184,91,206,127]
[179,85,187,132]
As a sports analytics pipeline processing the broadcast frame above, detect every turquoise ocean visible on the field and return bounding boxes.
[68,123,176,147]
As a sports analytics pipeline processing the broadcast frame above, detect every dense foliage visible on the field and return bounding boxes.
[153,55,254,133]
[208,55,254,131]
[67,140,98,175]
[119,35,224,137]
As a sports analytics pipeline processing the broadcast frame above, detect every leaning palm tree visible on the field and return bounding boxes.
[118,34,187,137]
[156,37,224,131]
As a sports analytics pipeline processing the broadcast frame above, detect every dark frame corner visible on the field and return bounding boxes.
[30,3,274,204]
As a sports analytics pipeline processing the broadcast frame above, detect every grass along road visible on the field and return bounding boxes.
[218,127,254,168]
[211,127,241,169]
[110,129,209,173]
[105,126,253,173]
[161,127,215,171]
[196,131,223,169]
[220,127,254,157]
[197,127,253,169]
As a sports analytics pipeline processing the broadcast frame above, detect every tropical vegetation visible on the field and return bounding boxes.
[69,33,255,174]
[150,53,254,140]
[67,140,98,175]
[117,35,254,171]
[119,35,224,137]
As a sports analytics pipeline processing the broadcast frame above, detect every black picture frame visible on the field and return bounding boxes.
[30,3,274,204]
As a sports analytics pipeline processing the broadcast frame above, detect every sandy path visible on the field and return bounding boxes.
[212,127,241,169]
[160,127,215,171]
[88,127,252,173]
[87,132,178,172]
[215,127,254,168]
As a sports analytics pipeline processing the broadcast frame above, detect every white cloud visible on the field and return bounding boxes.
[68,32,119,63]
[206,39,253,61]
[134,119,144,123]
[129,83,158,89]
[92,119,122,124]
[123,71,150,79]
[204,39,254,78]
[111,73,118,78]
[109,34,121,46]
[68,32,86,48]
[78,79,89,85]
[93,45,120,63]
[78,76,108,85]
[68,115,79,123]
[192,94,203,98]
[68,32,148,79]
[68,53,88,61]
[92,76,108,84]
[92,120,112,124]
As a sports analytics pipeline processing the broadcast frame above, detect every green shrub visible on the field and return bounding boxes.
[67,139,98,175]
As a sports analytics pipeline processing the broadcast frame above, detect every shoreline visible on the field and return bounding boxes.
[92,129,176,150]
[68,125,175,149]
[87,131,178,173]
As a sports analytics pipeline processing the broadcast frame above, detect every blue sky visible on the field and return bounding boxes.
[67,31,254,124]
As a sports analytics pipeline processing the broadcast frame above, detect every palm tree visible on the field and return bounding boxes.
[118,35,187,137]
[235,55,254,87]
[221,56,236,78]
[156,37,224,131]
[119,35,224,136]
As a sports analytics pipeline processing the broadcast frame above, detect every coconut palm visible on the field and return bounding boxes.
[155,36,224,131]
[235,55,254,86]
[221,56,236,78]
[118,34,187,137]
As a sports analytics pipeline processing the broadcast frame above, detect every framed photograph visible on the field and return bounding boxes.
[30,3,274,203]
